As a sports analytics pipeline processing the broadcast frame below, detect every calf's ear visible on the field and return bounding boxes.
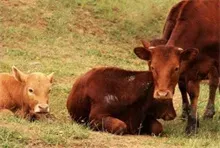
[12,66,27,82]
[134,47,152,61]
[47,72,54,83]
[180,48,199,61]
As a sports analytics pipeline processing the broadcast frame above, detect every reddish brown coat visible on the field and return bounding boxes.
[135,0,219,134]
[67,67,176,135]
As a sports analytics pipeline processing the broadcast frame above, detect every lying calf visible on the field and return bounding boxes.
[67,67,176,135]
[0,66,54,121]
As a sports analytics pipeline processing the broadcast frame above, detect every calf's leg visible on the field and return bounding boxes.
[89,109,127,135]
[141,116,163,136]
[0,109,14,116]
[203,66,219,119]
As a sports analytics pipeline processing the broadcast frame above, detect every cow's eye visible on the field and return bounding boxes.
[48,88,52,93]
[28,88,34,93]
[175,67,179,72]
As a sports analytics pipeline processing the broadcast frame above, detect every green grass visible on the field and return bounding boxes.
[0,0,220,147]
[0,127,29,148]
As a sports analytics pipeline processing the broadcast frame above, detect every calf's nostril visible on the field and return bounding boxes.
[39,104,49,110]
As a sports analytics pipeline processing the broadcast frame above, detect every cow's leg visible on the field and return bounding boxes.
[141,116,163,136]
[89,109,127,135]
[185,80,200,135]
[178,78,190,120]
[203,66,219,119]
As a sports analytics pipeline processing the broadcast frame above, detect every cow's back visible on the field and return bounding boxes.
[166,0,219,49]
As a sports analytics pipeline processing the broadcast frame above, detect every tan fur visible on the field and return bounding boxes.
[0,66,54,120]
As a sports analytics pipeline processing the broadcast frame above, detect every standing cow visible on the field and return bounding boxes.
[67,67,177,135]
[0,66,54,120]
[135,0,219,134]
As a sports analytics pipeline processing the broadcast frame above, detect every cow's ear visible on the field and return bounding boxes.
[180,48,199,61]
[134,47,151,61]
[12,66,27,82]
[141,40,151,48]
[47,72,54,83]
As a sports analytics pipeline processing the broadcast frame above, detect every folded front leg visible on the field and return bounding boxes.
[89,110,127,135]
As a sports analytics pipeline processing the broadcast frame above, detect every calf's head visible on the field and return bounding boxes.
[134,40,198,99]
[12,66,54,113]
[148,99,176,121]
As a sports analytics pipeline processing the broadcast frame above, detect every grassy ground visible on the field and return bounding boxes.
[0,0,220,147]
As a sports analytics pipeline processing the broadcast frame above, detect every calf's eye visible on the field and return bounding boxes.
[28,88,34,93]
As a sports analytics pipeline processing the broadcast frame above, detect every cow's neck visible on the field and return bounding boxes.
[165,25,199,49]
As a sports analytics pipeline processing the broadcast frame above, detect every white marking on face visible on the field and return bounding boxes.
[128,76,135,82]
[178,47,183,51]
[149,46,155,49]
[104,94,118,104]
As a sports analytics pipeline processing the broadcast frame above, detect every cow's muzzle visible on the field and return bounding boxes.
[34,104,49,113]
[154,90,173,99]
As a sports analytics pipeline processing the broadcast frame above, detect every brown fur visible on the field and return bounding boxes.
[0,66,54,121]
[67,67,176,135]
[139,0,219,134]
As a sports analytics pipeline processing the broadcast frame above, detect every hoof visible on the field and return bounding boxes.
[181,113,188,121]
[185,116,199,135]
[203,109,215,119]
[203,114,214,119]
[185,124,198,135]
[180,109,189,121]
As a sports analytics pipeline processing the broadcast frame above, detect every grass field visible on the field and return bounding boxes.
[0,0,220,147]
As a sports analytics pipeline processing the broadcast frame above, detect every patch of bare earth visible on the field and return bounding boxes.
[72,9,106,37]
[70,131,180,148]
[1,0,37,9]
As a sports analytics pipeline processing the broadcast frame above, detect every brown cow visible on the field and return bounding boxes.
[67,67,176,135]
[135,0,219,134]
[0,66,54,121]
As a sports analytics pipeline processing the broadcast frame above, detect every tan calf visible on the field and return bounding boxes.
[0,66,54,120]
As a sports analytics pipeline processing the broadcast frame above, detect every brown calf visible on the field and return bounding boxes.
[135,0,219,134]
[0,66,54,120]
[67,67,176,135]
